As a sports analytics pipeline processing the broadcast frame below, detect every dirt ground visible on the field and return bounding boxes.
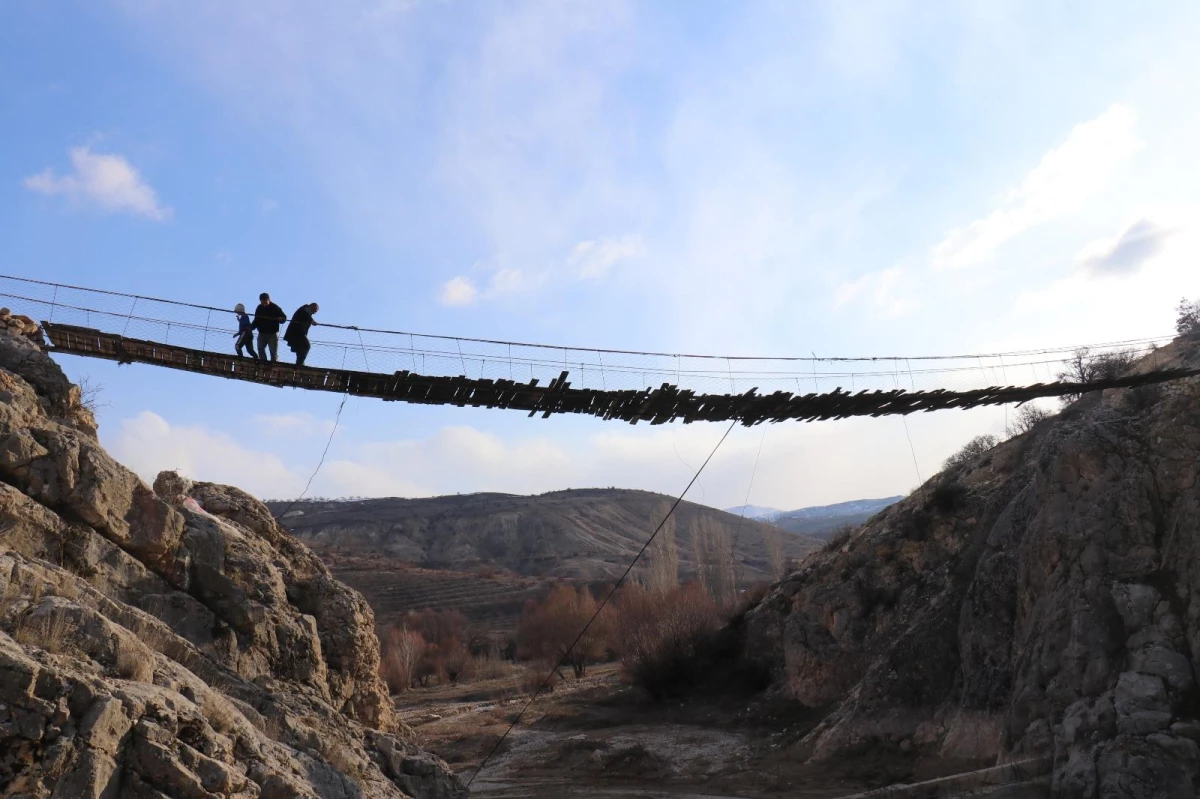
[394,664,991,798]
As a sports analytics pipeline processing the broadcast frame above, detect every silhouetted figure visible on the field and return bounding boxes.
[284,303,319,367]
[232,303,257,361]
[253,292,287,363]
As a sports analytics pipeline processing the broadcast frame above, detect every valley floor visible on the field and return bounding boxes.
[394,665,993,798]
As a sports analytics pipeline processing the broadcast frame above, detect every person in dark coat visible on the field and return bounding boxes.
[232,303,257,361]
[284,302,319,367]
[253,292,287,362]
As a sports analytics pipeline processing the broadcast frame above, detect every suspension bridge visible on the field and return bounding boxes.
[2,274,1194,425]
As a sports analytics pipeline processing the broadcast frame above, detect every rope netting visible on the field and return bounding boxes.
[0,274,1175,396]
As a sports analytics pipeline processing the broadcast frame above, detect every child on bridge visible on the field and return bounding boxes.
[232,303,257,361]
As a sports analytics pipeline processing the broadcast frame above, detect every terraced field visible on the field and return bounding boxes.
[310,548,556,633]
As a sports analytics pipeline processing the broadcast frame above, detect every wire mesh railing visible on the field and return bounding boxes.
[0,273,1177,396]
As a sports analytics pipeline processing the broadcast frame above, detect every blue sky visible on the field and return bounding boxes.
[3,1,1199,510]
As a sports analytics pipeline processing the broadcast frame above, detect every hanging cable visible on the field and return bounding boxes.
[466,420,738,789]
[274,393,349,522]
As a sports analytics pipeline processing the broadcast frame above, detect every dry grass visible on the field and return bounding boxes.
[14,610,74,654]
[472,656,520,681]
[320,739,370,780]
[115,644,154,682]
[201,692,240,734]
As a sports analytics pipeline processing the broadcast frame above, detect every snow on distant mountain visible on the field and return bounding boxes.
[723,504,784,521]
[725,496,905,539]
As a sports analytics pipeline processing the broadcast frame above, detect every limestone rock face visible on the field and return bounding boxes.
[0,329,464,798]
[744,337,1200,798]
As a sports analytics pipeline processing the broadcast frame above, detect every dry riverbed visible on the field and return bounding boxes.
[393,664,984,798]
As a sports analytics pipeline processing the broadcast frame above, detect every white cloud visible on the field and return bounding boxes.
[833,266,914,316]
[439,276,478,307]
[252,412,336,438]
[24,146,171,220]
[932,105,1141,270]
[109,411,304,498]
[1074,217,1174,277]
[1014,205,1200,329]
[103,397,1018,510]
[567,234,646,279]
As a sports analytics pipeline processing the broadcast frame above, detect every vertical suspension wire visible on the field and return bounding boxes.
[121,297,138,337]
[50,285,58,323]
[894,374,923,486]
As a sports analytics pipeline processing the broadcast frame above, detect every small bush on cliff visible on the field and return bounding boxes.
[1177,297,1200,336]
[1006,404,1051,438]
[610,582,722,701]
[824,524,855,552]
[943,434,998,471]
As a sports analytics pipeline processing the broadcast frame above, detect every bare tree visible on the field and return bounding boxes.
[943,434,999,471]
[647,505,679,591]
[380,626,425,693]
[763,525,785,582]
[1178,298,1200,337]
[515,585,606,678]
[1056,347,1138,404]
[1006,404,1051,438]
[694,519,736,607]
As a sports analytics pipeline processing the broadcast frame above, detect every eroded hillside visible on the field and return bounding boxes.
[0,327,463,797]
[744,334,1200,797]
[271,491,819,581]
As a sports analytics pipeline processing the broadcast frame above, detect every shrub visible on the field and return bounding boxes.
[943,434,998,472]
[1006,404,1051,438]
[521,662,560,695]
[929,478,968,513]
[1056,347,1138,404]
[824,524,855,552]
[1177,298,1200,337]
[441,637,472,685]
[610,582,722,701]
[516,585,606,678]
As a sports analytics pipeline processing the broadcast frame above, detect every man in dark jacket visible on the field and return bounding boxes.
[253,292,288,362]
[284,302,319,367]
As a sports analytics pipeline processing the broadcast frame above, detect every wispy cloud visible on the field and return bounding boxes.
[568,234,646,279]
[1074,217,1173,277]
[252,411,336,438]
[439,276,478,307]
[833,266,914,316]
[932,105,1141,270]
[24,146,171,220]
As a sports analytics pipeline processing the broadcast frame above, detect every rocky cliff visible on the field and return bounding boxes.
[0,328,464,797]
[745,335,1200,798]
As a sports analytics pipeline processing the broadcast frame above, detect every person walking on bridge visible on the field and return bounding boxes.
[284,302,319,367]
[232,303,257,361]
[253,292,287,362]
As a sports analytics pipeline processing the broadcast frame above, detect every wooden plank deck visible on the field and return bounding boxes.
[41,323,1200,426]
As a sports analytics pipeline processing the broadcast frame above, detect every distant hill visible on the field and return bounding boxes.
[726,496,903,539]
[270,488,820,583]
[269,488,822,633]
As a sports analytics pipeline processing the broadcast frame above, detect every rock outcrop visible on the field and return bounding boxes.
[745,337,1200,797]
[0,326,464,797]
